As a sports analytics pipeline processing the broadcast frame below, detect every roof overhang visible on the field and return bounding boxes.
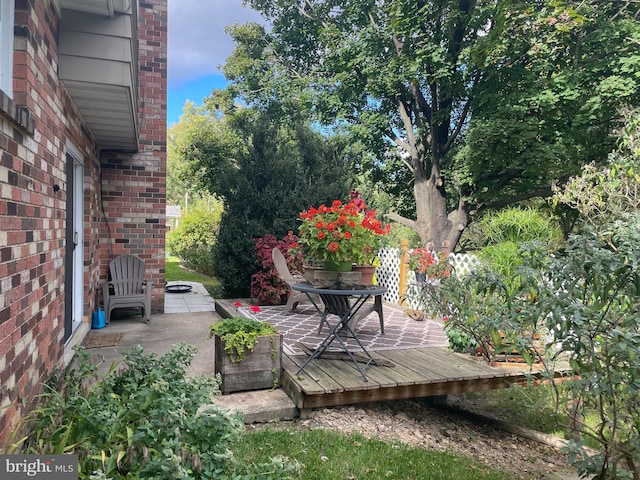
[58,0,139,151]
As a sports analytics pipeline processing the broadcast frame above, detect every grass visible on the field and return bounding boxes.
[164,255,225,298]
[460,385,601,448]
[461,385,565,434]
[233,428,513,480]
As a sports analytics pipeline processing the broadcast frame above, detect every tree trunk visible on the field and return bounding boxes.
[414,174,447,249]
[411,143,468,252]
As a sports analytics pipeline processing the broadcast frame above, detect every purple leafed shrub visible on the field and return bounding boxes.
[250,232,304,305]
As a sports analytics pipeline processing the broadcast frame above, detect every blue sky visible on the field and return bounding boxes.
[167,1,266,126]
[167,75,228,126]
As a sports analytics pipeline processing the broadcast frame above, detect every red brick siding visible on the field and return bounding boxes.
[0,0,167,444]
[100,0,167,311]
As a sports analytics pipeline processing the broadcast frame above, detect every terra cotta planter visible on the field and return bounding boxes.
[353,265,376,285]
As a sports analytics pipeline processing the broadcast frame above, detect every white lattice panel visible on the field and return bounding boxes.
[449,252,481,277]
[377,247,401,303]
[375,248,480,306]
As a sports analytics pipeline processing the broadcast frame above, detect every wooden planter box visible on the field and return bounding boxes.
[214,334,283,394]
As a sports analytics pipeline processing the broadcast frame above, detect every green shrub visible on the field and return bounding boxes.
[479,206,562,244]
[525,221,640,479]
[11,344,299,479]
[213,213,263,297]
[478,207,562,291]
[432,218,640,479]
[424,264,545,364]
[167,206,222,276]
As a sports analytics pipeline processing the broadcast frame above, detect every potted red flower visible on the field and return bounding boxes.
[297,192,390,273]
[408,247,452,282]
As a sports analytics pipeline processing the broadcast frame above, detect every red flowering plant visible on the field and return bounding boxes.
[298,192,390,266]
[407,247,452,280]
[250,232,304,305]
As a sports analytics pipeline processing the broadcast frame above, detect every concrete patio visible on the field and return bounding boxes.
[83,281,298,422]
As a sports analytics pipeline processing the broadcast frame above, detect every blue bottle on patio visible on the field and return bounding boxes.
[92,308,106,329]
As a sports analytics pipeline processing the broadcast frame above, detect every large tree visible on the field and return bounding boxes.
[225,0,640,250]
[167,101,226,211]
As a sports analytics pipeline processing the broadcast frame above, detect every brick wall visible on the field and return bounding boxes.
[99,0,167,312]
[0,0,96,444]
[0,0,167,444]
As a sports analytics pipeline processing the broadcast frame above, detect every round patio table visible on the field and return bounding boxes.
[292,282,387,381]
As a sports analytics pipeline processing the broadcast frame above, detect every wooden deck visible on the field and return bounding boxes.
[216,299,567,416]
[282,346,558,416]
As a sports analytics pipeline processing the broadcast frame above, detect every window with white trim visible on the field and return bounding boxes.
[0,0,15,97]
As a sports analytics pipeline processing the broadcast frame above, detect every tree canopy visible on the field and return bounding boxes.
[170,91,354,295]
[224,0,640,250]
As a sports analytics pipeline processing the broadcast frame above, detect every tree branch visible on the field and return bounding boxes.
[385,211,417,230]
[477,186,554,215]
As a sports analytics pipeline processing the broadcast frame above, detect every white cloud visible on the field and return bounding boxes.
[168,0,266,87]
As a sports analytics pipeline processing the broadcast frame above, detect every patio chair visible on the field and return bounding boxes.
[344,294,384,334]
[272,248,316,313]
[102,254,153,324]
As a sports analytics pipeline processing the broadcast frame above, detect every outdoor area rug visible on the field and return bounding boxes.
[240,303,448,357]
[83,332,124,349]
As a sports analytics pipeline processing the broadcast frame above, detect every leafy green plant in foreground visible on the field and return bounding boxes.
[10,344,299,479]
[529,225,640,479]
[429,221,640,479]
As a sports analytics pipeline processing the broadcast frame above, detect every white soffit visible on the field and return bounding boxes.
[59,0,132,17]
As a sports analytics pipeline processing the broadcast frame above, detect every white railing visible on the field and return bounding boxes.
[376,247,480,306]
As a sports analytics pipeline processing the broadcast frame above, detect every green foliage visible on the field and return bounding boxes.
[233,427,514,480]
[229,0,640,251]
[478,207,562,245]
[477,207,562,289]
[477,242,521,284]
[383,224,421,249]
[431,217,640,479]
[166,205,223,276]
[522,222,640,479]
[213,214,262,297]
[554,106,640,240]
[442,319,478,354]
[457,1,640,212]
[209,317,279,363]
[11,344,299,479]
[424,260,547,364]
[207,110,352,296]
[167,102,232,210]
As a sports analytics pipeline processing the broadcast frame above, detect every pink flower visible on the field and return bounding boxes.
[251,305,262,313]
[234,301,242,308]
[442,316,449,323]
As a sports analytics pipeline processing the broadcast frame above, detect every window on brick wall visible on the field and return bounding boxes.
[0,0,14,97]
